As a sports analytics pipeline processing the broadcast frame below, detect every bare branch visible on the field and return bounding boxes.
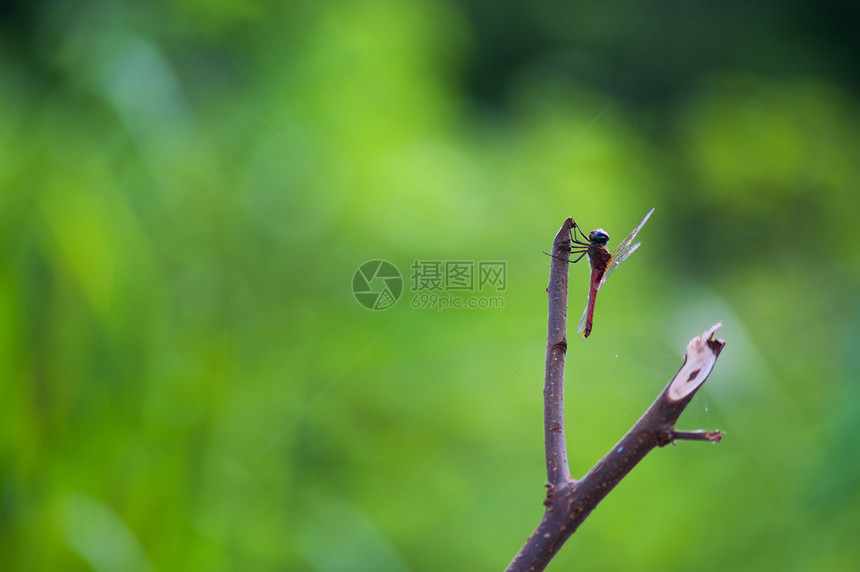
[506,218,726,572]
[543,217,574,486]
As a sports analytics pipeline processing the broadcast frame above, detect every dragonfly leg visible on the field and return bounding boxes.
[544,246,587,264]
[570,250,588,264]
[543,251,572,262]
[570,222,591,246]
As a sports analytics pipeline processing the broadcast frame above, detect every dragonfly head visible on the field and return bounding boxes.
[589,229,610,246]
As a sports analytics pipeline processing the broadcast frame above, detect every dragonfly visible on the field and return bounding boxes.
[569,208,654,338]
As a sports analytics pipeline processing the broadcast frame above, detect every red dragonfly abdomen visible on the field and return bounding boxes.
[583,267,606,339]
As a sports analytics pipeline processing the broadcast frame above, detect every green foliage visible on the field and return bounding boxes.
[2,1,859,570]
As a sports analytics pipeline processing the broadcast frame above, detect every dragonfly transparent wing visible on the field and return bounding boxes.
[577,295,589,333]
[597,207,654,290]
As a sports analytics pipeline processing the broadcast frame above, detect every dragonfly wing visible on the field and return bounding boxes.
[577,297,589,333]
[598,242,640,288]
[597,207,654,289]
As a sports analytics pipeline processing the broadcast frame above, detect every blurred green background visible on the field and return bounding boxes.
[2,1,859,570]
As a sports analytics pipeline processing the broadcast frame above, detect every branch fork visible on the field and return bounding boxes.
[507,218,726,572]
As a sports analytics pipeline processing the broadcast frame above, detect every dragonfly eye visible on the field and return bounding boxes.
[590,229,610,245]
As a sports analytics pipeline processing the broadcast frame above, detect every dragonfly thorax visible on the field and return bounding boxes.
[589,229,610,245]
